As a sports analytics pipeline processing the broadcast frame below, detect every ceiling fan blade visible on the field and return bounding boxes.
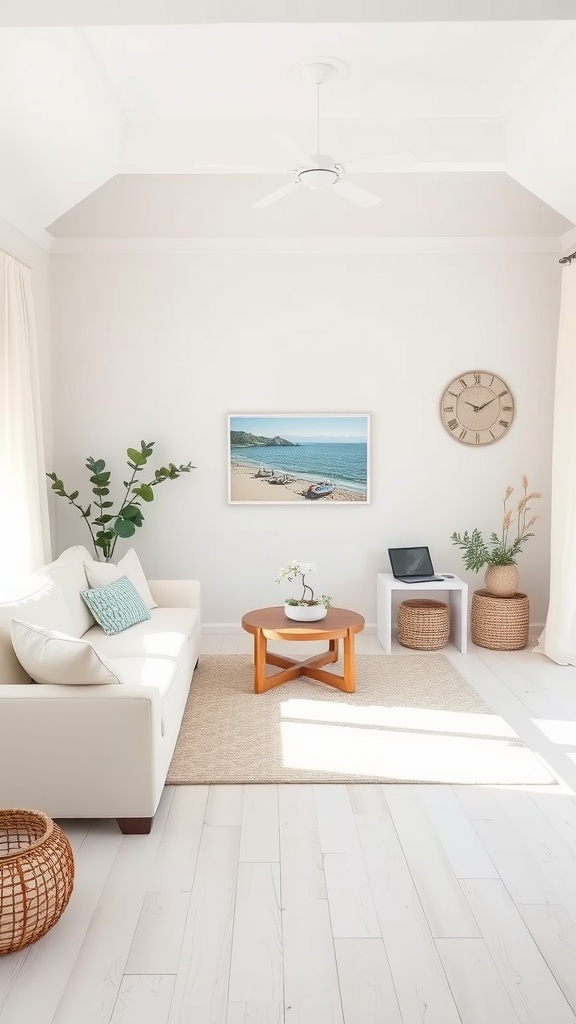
[331,179,382,208]
[253,181,299,209]
[274,133,318,169]
[342,150,416,171]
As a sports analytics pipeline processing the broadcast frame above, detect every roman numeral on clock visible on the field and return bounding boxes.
[444,406,454,412]
[459,378,468,388]
[473,374,481,385]
[459,429,467,440]
[499,419,509,428]
[447,418,458,431]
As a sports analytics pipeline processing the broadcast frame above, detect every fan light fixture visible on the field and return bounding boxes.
[297,165,341,189]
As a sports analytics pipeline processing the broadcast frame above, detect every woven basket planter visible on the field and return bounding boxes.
[484,564,519,598]
[397,599,450,651]
[0,809,75,955]
[471,590,529,650]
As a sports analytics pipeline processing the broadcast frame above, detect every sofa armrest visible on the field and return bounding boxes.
[0,683,163,818]
[148,579,201,616]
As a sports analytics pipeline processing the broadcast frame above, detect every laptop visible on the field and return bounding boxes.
[388,546,445,583]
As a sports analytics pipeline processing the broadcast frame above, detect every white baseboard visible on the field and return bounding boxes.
[202,622,377,635]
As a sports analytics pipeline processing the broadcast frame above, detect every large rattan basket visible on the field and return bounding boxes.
[397,599,450,650]
[0,809,75,955]
[471,590,529,650]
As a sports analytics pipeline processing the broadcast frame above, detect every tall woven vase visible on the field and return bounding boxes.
[484,564,519,598]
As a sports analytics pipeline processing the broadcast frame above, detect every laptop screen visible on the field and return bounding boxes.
[388,546,434,577]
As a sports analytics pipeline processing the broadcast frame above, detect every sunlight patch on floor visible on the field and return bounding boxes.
[531,718,576,746]
[280,698,518,738]
[280,720,555,785]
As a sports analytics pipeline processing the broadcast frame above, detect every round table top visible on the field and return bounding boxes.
[242,606,365,636]
[473,590,528,602]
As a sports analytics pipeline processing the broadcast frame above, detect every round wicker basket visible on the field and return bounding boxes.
[471,590,529,650]
[0,809,75,955]
[397,599,450,651]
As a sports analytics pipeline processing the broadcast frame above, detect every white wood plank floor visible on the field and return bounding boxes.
[3,631,576,1024]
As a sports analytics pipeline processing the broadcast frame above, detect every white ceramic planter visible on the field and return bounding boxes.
[284,602,328,622]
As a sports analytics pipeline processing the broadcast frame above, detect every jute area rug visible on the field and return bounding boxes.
[167,654,554,786]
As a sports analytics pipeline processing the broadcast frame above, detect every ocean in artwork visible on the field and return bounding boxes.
[231,442,368,495]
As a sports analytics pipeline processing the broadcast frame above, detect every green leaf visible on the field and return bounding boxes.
[133,484,154,502]
[94,515,114,525]
[102,501,114,508]
[68,490,79,501]
[92,459,106,474]
[92,487,110,497]
[113,518,136,538]
[120,505,140,519]
[127,448,145,465]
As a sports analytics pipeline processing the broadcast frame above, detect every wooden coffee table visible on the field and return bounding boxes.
[241,606,365,694]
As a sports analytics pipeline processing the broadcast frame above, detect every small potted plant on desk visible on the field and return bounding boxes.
[451,475,541,597]
[275,560,332,621]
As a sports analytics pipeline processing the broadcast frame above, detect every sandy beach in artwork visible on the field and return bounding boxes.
[230,460,366,503]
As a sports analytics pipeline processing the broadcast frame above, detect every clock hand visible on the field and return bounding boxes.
[476,397,496,412]
[464,401,481,412]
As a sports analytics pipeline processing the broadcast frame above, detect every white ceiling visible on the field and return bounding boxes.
[81,23,562,120]
[0,2,575,247]
[48,174,572,240]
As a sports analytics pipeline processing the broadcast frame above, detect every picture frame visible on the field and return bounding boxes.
[228,413,370,505]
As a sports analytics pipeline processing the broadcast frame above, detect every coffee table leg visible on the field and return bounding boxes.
[342,629,356,693]
[253,629,267,694]
[329,638,339,662]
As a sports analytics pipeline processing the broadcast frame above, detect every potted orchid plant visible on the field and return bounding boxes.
[275,560,332,622]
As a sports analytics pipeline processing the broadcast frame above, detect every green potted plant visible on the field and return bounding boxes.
[451,475,541,596]
[275,560,332,621]
[47,440,194,561]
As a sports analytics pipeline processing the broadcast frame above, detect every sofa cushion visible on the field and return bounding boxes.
[106,656,177,698]
[36,545,96,637]
[81,577,151,636]
[10,619,121,685]
[84,548,158,609]
[0,575,78,684]
[85,606,196,660]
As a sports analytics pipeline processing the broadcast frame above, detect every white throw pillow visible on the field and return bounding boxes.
[84,548,157,609]
[10,618,121,685]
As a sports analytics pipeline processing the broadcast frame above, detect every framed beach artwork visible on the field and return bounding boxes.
[228,414,370,505]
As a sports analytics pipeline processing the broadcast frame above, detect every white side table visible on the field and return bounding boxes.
[376,573,469,654]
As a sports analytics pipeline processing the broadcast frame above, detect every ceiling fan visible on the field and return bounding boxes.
[252,61,415,209]
[194,59,415,209]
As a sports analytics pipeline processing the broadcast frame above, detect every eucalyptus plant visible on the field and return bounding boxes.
[47,440,194,561]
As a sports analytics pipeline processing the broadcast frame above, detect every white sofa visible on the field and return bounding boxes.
[0,546,200,834]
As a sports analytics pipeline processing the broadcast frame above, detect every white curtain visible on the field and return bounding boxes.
[0,251,51,588]
[536,260,576,664]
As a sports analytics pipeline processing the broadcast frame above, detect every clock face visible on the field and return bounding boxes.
[440,370,515,446]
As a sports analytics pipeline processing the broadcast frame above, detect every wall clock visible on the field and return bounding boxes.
[440,370,515,446]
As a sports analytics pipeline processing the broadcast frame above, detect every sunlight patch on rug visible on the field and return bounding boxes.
[166,654,555,786]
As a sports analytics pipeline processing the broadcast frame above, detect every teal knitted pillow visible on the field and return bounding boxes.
[81,576,151,636]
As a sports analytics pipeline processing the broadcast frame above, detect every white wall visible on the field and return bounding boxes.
[50,249,560,624]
